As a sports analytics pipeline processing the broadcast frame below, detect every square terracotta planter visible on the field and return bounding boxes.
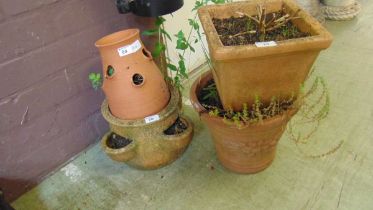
[198,0,333,111]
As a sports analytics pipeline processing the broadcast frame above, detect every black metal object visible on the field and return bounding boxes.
[0,189,15,210]
[116,0,184,17]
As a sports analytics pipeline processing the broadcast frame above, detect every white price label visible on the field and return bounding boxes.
[117,40,142,57]
[144,114,160,124]
[255,41,277,48]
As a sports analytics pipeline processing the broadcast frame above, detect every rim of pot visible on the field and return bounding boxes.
[101,87,177,127]
[190,70,299,129]
[95,28,139,48]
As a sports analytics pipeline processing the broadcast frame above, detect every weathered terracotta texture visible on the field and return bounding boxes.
[190,71,297,173]
[95,29,170,120]
[198,0,332,111]
[101,88,193,169]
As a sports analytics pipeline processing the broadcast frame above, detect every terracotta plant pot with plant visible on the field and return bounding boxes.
[190,71,298,173]
[198,0,332,111]
[101,88,194,169]
[95,28,170,120]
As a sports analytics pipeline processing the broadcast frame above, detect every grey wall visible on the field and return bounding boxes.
[0,0,156,201]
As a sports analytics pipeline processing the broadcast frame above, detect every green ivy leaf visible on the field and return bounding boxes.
[212,0,226,4]
[89,73,96,80]
[88,72,102,90]
[174,76,181,87]
[155,16,166,27]
[188,19,199,30]
[167,63,178,71]
[177,30,186,39]
[160,28,172,41]
[193,1,204,11]
[152,41,166,58]
[175,30,188,50]
[176,40,188,50]
[142,29,158,36]
[178,59,188,78]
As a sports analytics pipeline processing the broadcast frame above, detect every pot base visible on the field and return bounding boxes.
[101,88,194,170]
[216,148,276,174]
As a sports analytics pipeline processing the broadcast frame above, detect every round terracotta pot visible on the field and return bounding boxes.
[101,88,194,169]
[190,71,298,174]
[95,28,170,120]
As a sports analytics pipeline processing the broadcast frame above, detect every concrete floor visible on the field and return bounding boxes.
[13,1,373,209]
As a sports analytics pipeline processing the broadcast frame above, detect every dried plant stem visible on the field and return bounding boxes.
[229,30,257,38]
[234,6,301,39]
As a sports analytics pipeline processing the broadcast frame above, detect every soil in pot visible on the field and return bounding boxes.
[107,133,133,149]
[213,8,311,46]
[198,78,295,122]
[164,117,188,135]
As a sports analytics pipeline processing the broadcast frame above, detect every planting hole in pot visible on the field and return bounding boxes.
[132,73,144,86]
[106,65,115,77]
[107,133,133,149]
[164,117,188,135]
[142,48,151,59]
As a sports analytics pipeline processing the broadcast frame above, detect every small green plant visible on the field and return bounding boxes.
[253,95,264,123]
[88,72,102,90]
[208,106,220,117]
[286,70,343,158]
[204,92,295,129]
[142,16,192,90]
[142,0,232,90]
[201,72,340,157]
[202,83,219,101]
[281,25,298,38]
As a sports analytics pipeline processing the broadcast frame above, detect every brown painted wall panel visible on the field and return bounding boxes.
[0,0,157,202]
[0,57,101,134]
[0,17,122,98]
[0,0,118,63]
[0,11,4,22]
[1,111,107,194]
[1,90,103,173]
[0,0,60,16]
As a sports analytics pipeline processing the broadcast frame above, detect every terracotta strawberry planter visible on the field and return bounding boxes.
[95,28,170,120]
[101,88,194,169]
[190,71,298,173]
[198,0,332,111]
